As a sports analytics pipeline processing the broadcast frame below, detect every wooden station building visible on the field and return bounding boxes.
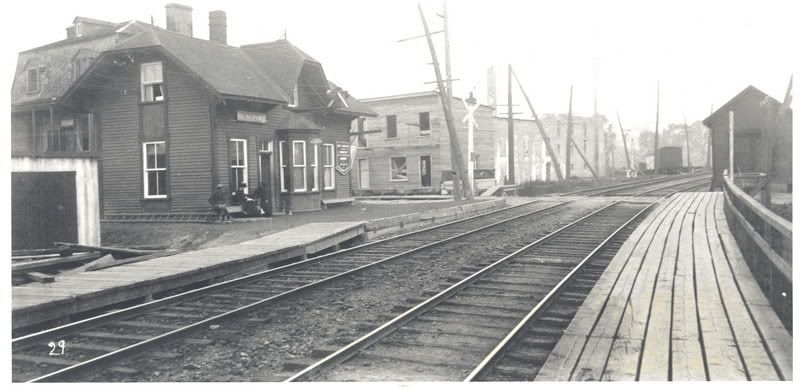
[703,85,792,190]
[10,4,375,248]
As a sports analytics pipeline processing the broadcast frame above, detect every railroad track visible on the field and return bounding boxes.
[12,175,706,382]
[14,194,608,382]
[600,175,710,197]
[286,183,706,381]
[287,200,652,381]
[464,193,692,381]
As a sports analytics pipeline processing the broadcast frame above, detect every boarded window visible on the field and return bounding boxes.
[386,115,397,138]
[419,112,430,135]
[143,142,167,198]
[142,104,166,139]
[323,144,335,190]
[390,157,408,181]
[141,62,164,102]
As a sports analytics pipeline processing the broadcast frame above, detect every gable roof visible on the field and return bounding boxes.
[703,85,783,126]
[108,27,288,103]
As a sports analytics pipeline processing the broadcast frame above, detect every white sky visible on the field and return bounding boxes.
[2,0,798,134]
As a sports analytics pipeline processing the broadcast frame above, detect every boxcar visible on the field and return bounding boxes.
[657,146,682,174]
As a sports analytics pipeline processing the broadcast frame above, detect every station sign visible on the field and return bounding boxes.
[236,110,267,124]
[335,142,352,174]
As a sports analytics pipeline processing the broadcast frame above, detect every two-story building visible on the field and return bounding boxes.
[358,91,495,193]
[10,4,375,248]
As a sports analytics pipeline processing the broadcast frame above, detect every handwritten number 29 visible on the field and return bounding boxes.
[48,340,65,356]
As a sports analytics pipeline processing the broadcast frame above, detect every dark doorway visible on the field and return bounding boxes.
[12,172,78,249]
[420,155,432,187]
[259,152,273,210]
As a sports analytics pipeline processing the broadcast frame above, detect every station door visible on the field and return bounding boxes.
[12,172,78,249]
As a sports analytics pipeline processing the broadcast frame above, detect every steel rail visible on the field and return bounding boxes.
[22,199,581,382]
[14,199,541,347]
[557,174,691,197]
[464,187,700,381]
[285,194,648,382]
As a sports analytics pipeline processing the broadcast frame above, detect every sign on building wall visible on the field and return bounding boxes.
[236,110,267,124]
[335,142,353,174]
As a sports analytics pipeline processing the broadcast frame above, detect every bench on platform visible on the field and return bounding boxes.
[321,197,355,210]
[225,205,243,214]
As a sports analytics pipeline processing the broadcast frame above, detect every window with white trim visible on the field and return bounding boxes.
[323,143,335,190]
[311,144,320,191]
[140,62,164,102]
[292,141,307,192]
[390,157,408,181]
[143,141,168,198]
[27,68,40,94]
[279,141,289,192]
[229,139,248,192]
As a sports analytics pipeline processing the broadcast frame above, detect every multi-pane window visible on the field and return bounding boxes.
[390,157,408,181]
[311,144,319,191]
[229,139,247,192]
[140,62,164,102]
[143,141,167,198]
[73,57,95,80]
[44,115,93,152]
[323,144,335,190]
[27,68,40,93]
[419,112,430,135]
[292,140,307,192]
[386,115,397,138]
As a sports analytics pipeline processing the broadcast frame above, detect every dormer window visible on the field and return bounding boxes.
[26,68,40,94]
[288,84,299,107]
[140,62,164,102]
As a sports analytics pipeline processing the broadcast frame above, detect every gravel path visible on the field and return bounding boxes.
[86,198,613,381]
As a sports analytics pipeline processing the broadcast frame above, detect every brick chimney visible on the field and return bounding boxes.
[165,3,193,36]
[209,10,227,44]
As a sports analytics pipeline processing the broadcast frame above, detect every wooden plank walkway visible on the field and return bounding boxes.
[536,192,792,381]
[12,222,366,330]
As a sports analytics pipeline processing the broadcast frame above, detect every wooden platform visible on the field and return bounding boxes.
[12,221,366,330]
[537,192,792,381]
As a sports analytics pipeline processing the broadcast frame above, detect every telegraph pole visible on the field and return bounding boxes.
[617,112,632,170]
[593,63,599,176]
[654,81,660,174]
[507,65,515,184]
[417,3,472,199]
[440,1,463,199]
[565,86,573,181]
[511,67,564,181]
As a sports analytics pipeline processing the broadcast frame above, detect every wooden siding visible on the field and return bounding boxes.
[95,61,141,214]
[165,60,212,211]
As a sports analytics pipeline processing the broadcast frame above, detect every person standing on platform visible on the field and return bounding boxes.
[209,184,230,222]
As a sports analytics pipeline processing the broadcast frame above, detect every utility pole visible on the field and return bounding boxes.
[507,65,515,184]
[511,67,564,181]
[729,111,735,179]
[616,111,632,170]
[684,115,692,169]
[654,81,660,174]
[439,1,463,199]
[417,3,472,199]
[569,137,599,180]
[565,85,573,181]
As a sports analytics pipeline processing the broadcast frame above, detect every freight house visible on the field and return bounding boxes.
[10,4,375,248]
